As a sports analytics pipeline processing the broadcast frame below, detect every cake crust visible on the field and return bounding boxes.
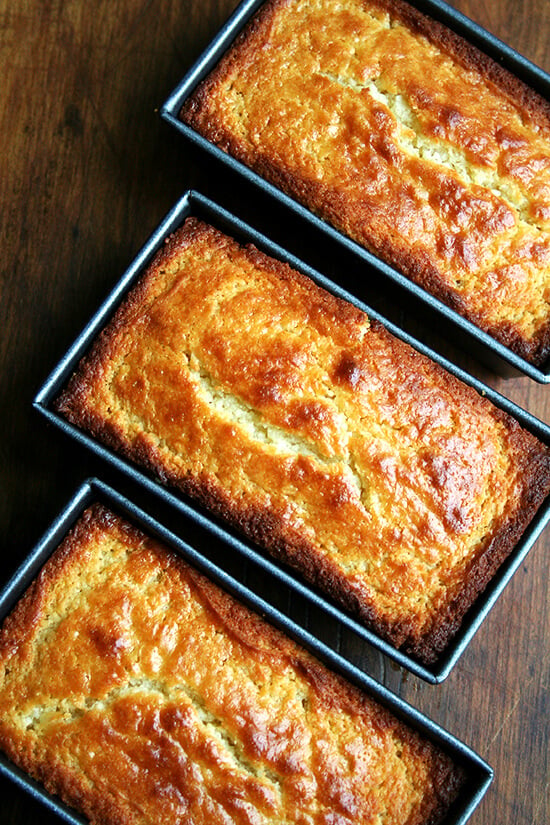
[0,504,464,825]
[181,0,550,365]
[55,218,550,664]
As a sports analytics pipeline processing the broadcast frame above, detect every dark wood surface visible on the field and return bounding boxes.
[1,1,549,822]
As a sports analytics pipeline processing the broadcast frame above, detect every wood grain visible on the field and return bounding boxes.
[0,0,549,823]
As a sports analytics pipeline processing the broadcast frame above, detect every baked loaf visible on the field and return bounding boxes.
[55,218,550,664]
[180,0,550,365]
[0,504,465,825]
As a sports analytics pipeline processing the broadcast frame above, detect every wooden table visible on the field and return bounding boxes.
[0,1,548,822]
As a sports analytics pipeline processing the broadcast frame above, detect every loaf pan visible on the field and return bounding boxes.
[161,0,550,383]
[34,190,550,683]
[0,478,492,825]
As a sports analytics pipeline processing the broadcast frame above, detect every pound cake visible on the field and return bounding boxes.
[0,504,465,825]
[55,218,550,664]
[180,0,550,365]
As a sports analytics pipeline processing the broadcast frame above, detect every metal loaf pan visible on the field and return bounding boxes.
[34,190,550,683]
[161,0,550,383]
[0,478,492,825]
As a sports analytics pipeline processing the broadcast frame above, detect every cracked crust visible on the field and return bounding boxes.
[180,0,550,365]
[0,504,464,825]
[54,218,550,664]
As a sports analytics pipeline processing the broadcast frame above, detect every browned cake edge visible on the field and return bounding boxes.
[0,506,135,825]
[179,0,550,366]
[54,218,550,665]
[0,503,465,825]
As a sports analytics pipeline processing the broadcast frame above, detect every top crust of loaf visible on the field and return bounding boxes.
[181,0,550,365]
[55,218,550,664]
[0,504,464,825]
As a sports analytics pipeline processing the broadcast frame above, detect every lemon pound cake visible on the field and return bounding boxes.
[55,218,550,664]
[180,0,550,365]
[0,504,465,825]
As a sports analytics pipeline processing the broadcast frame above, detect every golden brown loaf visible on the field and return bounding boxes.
[0,504,465,825]
[55,218,550,664]
[180,0,550,365]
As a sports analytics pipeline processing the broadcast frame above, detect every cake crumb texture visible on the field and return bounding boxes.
[181,0,550,364]
[0,505,464,825]
[55,218,550,664]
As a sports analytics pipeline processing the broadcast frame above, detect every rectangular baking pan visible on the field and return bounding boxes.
[0,478,493,825]
[160,0,550,383]
[34,190,550,683]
